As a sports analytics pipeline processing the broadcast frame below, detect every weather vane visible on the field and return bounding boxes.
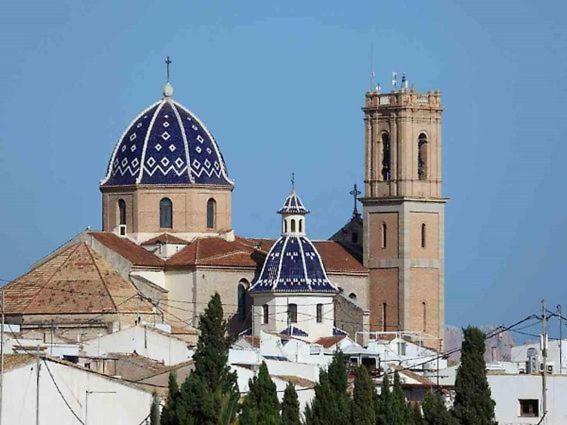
[165,56,172,82]
[349,183,361,216]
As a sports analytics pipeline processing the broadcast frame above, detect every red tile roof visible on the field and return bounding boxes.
[90,232,164,267]
[314,335,347,348]
[141,233,189,246]
[3,243,154,315]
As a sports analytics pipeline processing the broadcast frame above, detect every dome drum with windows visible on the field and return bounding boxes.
[100,82,233,239]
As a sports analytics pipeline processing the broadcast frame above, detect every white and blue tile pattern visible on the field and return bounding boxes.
[102,97,232,187]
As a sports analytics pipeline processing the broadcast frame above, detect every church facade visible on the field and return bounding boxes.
[3,76,444,348]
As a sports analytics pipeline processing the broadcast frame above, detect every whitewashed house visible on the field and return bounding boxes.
[82,325,191,365]
[2,354,155,425]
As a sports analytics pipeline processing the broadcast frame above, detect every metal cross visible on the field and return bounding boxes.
[165,56,172,82]
[349,183,361,216]
[291,172,295,191]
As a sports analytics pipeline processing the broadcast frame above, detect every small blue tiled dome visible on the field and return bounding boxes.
[101,87,232,187]
[250,235,338,294]
[278,191,309,215]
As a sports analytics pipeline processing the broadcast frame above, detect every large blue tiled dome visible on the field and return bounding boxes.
[101,85,232,187]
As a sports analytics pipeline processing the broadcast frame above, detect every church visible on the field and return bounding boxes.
[2,70,445,349]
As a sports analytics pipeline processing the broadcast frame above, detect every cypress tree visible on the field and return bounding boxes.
[350,366,376,425]
[281,382,301,425]
[305,353,350,425]
[239,362,281,425]
[390,371,412,425]
[160,373,180,425]
[191,292,239,424]
[422,390,456,425]
[176,374,216,425]
[452,326,496,425]
[150,392,161,425]
[375,373,392,425]
[411,403,425,425]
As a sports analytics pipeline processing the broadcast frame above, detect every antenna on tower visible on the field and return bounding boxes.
[370,43,376,92]
[392,71,398,90]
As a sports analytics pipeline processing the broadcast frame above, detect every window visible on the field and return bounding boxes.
[382,303,387,331]
[316,304,323,323]
[118,199,126,225]
[291,219,296,232]
[284,220,288,233]
[299,219,303,233]
[288,303,298,324]
[422,301,427,332]
[206,198,216,229]
[421,223,426,248]
[381,132,391,181]
[348,292,357,301]
[381,223,387,249]
[351,232,358,244]
[397,341,407,356]
[237,282,247,321]
[159,198,173,228]
[418,133,428,180]
[262,304,269,324]
[519,399,539,417]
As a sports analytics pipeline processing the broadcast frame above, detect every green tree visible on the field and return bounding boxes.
[422,390,456,425]
[305,353,350,425]
[176,373,216,425]
[239,362,280,425]
[281,383,301,425]
[452,326,496,425]
[411,403,425,425]
[390,372,412,425]
[160,373,180,425]
[350,366,376,425]
[191,292,240,424]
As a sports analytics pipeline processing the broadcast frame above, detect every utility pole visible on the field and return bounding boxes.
[541,299,548,422]
[558,304,563,374]
[35,345,41,425]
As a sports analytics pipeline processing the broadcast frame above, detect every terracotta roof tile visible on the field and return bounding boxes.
[90,232,164,267]
[166,238,262,269]
[314,335,347,348]
[141,233,189,246]
[240,237,366,273]
[3,243,153,315]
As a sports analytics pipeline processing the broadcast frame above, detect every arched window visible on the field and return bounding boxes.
[262,304,269,324]
[381,132,391,181]
[288,303,298,324]
[237,281,247,321]
[316,304,323,323]
[418,133,428,180]
[421,223,426,248]
[284,220,288,233]
[118,199,126,225]
[381,223,387,249]
[207,198,216,229]
[298,219,303,233]
[422,301,427,332]
[160,198,173,228]
[291,219,296,233]
[382,302,387,331]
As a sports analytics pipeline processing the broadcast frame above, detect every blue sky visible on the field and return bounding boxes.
[1,0,566,330]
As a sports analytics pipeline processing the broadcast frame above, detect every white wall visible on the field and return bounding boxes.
[82,325,190,365]
[488,374,567,424]
[4,359,153,425]
[252,294,335,341]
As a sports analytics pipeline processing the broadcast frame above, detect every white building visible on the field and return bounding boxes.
[81,325,191,365]
[2,354,155,425]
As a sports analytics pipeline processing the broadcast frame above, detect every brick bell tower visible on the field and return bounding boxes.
[361,76,445,348]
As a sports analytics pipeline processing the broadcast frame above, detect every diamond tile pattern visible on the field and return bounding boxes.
[103,98,231,186]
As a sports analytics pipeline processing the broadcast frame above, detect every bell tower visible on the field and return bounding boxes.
[361,80,445,348]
